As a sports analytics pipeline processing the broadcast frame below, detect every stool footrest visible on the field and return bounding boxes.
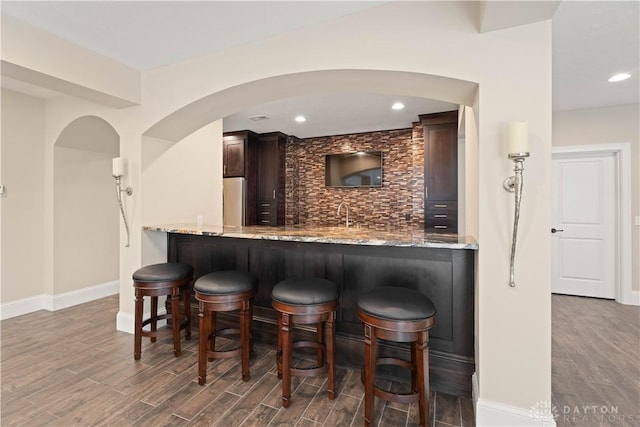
[293,340,324,350]
[374,386,419,405]
[214,327,240,338]
[207,347,241,360]
[291,365,329,377]
[378,357,414,370]
[140,326,174,339]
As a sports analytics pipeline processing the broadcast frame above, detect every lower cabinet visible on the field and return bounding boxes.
[425,201,458,233]
[168,233,475,397]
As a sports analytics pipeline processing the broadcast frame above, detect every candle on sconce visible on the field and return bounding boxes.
[507,120,529,155]
[112,157,124,177]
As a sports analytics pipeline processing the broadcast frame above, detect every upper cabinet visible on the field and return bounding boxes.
[223,130,258,178]
[421,111,458,233]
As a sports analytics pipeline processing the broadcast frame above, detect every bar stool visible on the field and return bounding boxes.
[356,286,437,427]
[194,270,258,385]
[133,262,193,360]
[271,277,339,408]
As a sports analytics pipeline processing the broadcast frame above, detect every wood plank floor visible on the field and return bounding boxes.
[1,295,474,427]
[552,294,640,427]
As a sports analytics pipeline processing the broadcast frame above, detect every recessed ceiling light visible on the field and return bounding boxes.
[608,73,631,82]
[295,115,306,123]
[391,102,405,110]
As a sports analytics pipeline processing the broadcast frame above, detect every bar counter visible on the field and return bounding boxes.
[142,223,478,250]
[144,224,477,397]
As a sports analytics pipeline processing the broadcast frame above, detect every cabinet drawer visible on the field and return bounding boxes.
[426,212,457,222]
[426,201,457,213]
[425,219,457,233]
[257,201,276,226]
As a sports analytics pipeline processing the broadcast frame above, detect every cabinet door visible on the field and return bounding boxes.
[257,138,278,201]
[224,138,245,177]
[424,122,457,201]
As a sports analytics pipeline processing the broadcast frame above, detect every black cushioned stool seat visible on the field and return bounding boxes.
[356,286,437,427]
[132,262,193,361]
[271,278,339,408]
[195,270,258,385]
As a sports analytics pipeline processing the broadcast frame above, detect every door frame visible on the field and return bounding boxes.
[552,143,633,305]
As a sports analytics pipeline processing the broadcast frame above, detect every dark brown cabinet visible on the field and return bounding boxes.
[223,131,258,225]
[421,111,458,233]
[256,132,286,226]
[223,131,257,178]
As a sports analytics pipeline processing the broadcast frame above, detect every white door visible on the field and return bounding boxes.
[551,152,617,298]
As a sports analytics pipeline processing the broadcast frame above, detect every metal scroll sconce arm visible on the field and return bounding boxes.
[503,152,529,287]
[115,176,133,247]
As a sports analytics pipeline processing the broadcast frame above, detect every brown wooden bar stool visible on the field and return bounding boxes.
[194,270,258,385]
[133,262,193,360]
[271,277,339,408]
[356,286,437,427]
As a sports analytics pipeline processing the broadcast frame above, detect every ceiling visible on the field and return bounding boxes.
[2,1,638,138]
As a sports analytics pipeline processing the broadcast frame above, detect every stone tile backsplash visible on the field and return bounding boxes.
[285,125,425,231]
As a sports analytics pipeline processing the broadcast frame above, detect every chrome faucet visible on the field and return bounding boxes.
[337,202,350,228]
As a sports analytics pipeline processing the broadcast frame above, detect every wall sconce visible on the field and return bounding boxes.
[112,157,133,247]
[503,121,529,287]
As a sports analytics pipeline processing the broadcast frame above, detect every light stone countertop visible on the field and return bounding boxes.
[143,224,478,250]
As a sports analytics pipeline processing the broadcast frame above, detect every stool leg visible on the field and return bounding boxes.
[150,296,158,343]
[363,323,377,427]
[316,321,324,367]
[249,300,254,355]
[171,290,182,357]
[414,331,431,427]
[198,303,209,385]
[277,313,283,380]
[240,299,251,382]
[326,311,336,400]
[183,287,191,340]
[281,312,293,408]
[208,312,217,361]
[134,291,143,360]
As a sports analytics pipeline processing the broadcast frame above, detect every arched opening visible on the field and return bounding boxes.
[140,69,478,236]
[54,116,120,299]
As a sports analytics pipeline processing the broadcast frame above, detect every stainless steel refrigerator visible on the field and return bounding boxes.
[223,177,246,226]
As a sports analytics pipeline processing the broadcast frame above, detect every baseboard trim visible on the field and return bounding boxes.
[117,307,167,335]
[475,398,557,426]
[473,373,556,426]
[117,310,135,334]
[46,280,119,311]
[0,294,46,320]
[622,290,640,306]
[0,281,119,320]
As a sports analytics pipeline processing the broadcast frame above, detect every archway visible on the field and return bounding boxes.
[54,116,120,304]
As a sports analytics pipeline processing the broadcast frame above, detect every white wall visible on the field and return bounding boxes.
[53,147,119,294]
[1,89,46,303]
[139,120,223,269]
[553,104,639,292]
